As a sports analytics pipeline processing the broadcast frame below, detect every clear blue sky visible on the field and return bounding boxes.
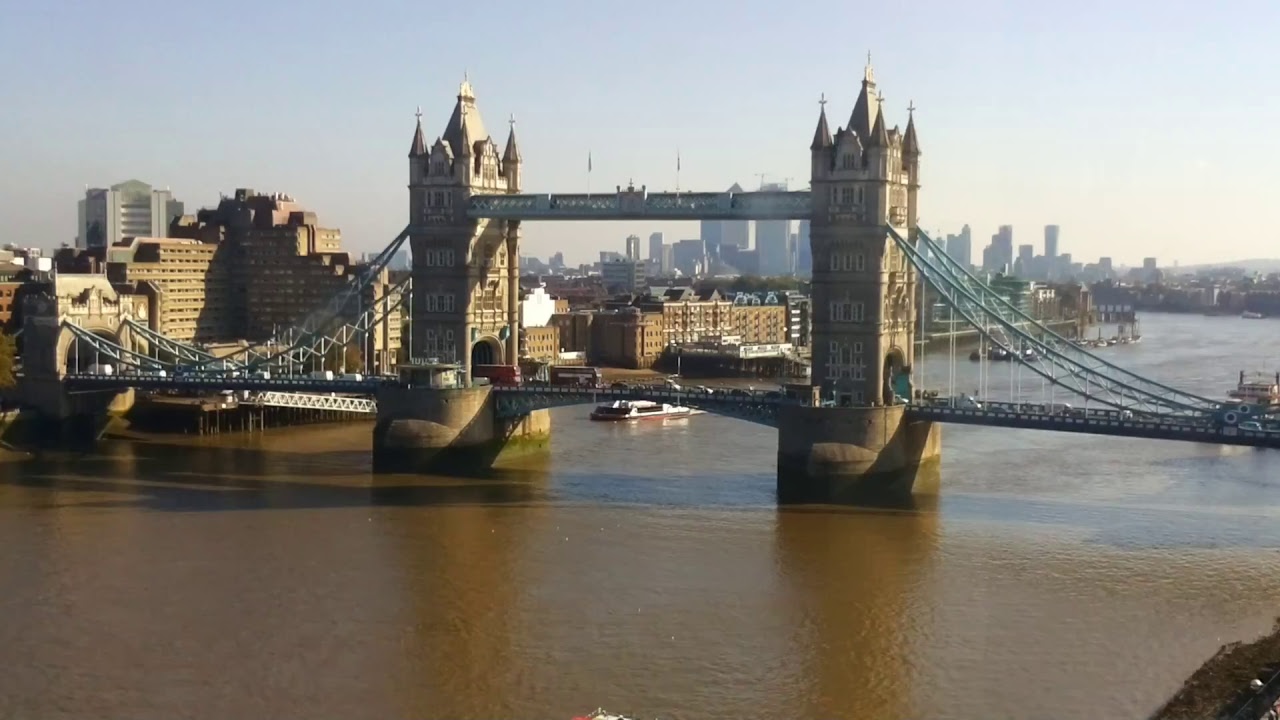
[1,0,1276,267]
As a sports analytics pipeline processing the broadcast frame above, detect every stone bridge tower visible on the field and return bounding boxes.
[807,56,921,407]
[408,78,523,377]
[776,57,937,502]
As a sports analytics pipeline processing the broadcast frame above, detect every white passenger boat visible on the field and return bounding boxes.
[589,399,700,421]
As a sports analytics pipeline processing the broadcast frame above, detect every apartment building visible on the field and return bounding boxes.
[589,308,666,368]
[106,237,231,343]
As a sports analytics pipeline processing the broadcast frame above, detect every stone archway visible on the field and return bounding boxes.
[470,337,502,370]
[55,324,127,376]
[882,346,909,405]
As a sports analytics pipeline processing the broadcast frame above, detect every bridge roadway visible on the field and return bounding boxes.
[57,374,1280,449]
[906,402,1280,450]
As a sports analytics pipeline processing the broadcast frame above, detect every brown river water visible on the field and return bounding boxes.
[2,313,1280,720]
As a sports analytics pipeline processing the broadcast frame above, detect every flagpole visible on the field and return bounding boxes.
[587,150,593,197]
[676,148,681,196]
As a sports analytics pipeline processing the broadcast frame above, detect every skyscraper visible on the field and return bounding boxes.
[982,225,1013,273]
[625,234,641,261]
[796,219,812,275]
[756,181,792,276]
[699,182,749,259]
[1044,224,1060,258]
[649,231,669,274]
[78,180,184,249]
[945,224,972,267]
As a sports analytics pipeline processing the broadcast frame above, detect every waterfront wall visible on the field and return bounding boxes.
[776,404,941,503]
[372,384,551,474]
[921,319,1082,353]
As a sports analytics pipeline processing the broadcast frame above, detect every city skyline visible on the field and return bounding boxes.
[2,0,1277,267]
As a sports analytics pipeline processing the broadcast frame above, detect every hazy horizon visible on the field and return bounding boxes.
[2,0,1276,267]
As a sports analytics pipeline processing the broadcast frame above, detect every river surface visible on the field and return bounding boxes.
[3,313,1280,720]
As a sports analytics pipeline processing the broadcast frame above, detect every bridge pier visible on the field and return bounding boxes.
[372,384,550,474]
[776,404,940,503]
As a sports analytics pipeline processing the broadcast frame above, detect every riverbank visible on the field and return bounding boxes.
[1151,618,1280,720]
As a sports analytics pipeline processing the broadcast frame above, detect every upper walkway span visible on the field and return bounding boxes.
[466,189,811,221]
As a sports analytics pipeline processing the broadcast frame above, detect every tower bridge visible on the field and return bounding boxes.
[29,59,1266,502]
[380,59,937,498]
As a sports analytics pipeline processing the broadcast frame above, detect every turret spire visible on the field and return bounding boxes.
[442,73,486,157]
[849,54,879,139]
[811,92,833,150]
[903,101,920,156]
[408,105,427,157]
[503,113,522,163]
[868,104,889,147]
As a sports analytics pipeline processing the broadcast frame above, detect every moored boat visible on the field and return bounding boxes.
[590,399,700,421]
[573,710,637,720]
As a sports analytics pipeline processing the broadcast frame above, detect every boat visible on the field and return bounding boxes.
[1226,371,1280,408]
[573,710,637,720]
[590,399,701,421]
[1243,311,1266,319]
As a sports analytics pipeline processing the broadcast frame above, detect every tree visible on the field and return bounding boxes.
[322,342,364,374]
[0,331,15,388]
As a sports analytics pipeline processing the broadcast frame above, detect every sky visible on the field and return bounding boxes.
[1,0,1277,268]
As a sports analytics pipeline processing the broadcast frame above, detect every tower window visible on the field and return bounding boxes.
[855,253,865,271]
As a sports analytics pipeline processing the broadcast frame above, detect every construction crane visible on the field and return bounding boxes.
[754,173,768,189]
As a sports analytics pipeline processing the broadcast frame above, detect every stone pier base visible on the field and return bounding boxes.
[776,404,941,503]
[372,384,551,474]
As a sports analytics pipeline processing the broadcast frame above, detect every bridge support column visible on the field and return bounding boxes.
[372,384,550,474]
[776,404,940,503]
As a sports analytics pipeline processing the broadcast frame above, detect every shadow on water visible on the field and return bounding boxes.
[0,438,554,513]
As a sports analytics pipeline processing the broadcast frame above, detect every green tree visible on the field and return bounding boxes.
[0,331,15,388]
[322,342,364,374]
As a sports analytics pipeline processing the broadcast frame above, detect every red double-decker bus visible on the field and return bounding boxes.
[471,364,522,385]
[549,365,603,388]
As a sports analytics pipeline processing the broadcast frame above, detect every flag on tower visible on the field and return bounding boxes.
[677,150,681,172]
[588,151,593,173]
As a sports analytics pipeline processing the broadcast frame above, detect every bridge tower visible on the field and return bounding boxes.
[776,57,939,500]
[408,77,522,377]
[375,79,548,474]
[808,57,919,405]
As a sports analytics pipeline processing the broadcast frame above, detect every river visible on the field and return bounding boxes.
[2,313,1279,720]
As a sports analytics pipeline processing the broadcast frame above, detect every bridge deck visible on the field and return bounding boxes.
[59,375,1280,449]
[907,405,1280,449]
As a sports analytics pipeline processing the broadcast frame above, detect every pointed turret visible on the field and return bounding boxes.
[503,114,522,191]
[442,75,487,159]
[409,106,427,157]
[810,94,833,150]
[867,105,889,148]
[503,114,522,164]
[902,103,920,157]
[848,52,879,139]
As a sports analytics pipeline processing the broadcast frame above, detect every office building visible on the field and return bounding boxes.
[78,180,185,249]
[755,181,792,276]
[1044,225,1060,258]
